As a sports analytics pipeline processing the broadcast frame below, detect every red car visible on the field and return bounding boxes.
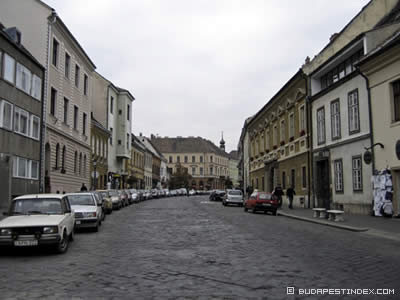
[244,192,278,215]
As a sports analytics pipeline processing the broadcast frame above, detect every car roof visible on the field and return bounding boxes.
[13,194,64,201]
[64,192,93,196]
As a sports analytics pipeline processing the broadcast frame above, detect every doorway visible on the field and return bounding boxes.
[316,159,331,209]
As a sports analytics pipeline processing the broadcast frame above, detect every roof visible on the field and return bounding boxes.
[0,24,45,70]
[13,194,64,200]
[375,1,400,27]
[358,29,400,65]
[114,85,135,101]
[91,116,111,135]
[151,137,229,157]
[228,150,239,160]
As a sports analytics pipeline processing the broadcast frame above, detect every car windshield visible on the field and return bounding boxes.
[229,191,242,196]
[11,198,63,215]
[259,193,272,200]
[68,194,95,206]
[109,191,118,197]
[100,192,108,197]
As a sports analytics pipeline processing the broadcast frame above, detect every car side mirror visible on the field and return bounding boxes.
[2,212,8,216]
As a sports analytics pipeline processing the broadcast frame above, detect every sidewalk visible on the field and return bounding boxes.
[278,207,400,240]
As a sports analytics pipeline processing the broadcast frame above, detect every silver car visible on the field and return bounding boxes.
[222,190,244,207]
[66,193,102,232]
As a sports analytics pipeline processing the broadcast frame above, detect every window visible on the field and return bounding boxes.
[280,119,285,143]
[73,106,78,130]
[0,100,13,130]
[200,156,203,163]
[273,125,278,146]
[184,156,188,163]
[302,166,307,188]
[65,53,70,78]
[177,156,180,163]
[289,113,294,139]
[127,133,129,149]
[200,167,203,175]
[61,146,66,171]
[110,128,113,145]
[192,167,196,175]
[50,88,57,116]
[75,64,80,88]
[16,63,32,94]
[110,96,114,114]
[299,105,305,132]
[210,167,213,175]
[392,80,400,122]
[55,143,60,169]
[348,90,360,133]
[14,107,29,136]
[74,151,78,174]
[31,74,42,100]
[317,107,325,144]
[82,112,87,135]
[331,100,341,139]
[30,115,40,140]
[192,156,195,163]
[52,38,59,67]
[169,156,172,163]
[63,98,69,124]
[127,104,130,120]
[352,156,363,191]
[83,155,87,177]
[282,171,286,189]
[79,153,82,176]
[334,159,343,192]
[118,140,121,145]
[210,156,213,163]
[291,169,296,188]
[256,178,259,189]
[13,157,39,180]
[4,53,15,83]
[83,74,88,95]
[265,130,270,150]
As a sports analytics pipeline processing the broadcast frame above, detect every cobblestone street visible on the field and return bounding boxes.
[1,195,399,299]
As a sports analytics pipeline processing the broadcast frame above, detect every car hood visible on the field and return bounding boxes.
[110,197,120,202]
[71,205,97,213]
[0,215,66,228]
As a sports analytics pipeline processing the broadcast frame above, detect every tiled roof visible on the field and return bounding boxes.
[151,137,229,157]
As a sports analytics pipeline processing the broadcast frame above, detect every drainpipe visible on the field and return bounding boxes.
[357,68,375,173]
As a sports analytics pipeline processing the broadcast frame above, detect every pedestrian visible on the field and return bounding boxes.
[286,186,296,209]
[80,183,88,191]
[273,185,283,208]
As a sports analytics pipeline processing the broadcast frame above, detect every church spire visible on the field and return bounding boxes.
[220,131,225,151]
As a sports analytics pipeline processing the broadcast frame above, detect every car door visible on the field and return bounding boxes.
[62,196,74,234]
[93,194,102,221]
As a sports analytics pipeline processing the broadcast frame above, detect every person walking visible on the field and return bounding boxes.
[286,186,296,209]
[273,185,283,208]
[80,183,88,191]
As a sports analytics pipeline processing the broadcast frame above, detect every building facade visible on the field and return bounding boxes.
[0,0,97,193]
[128,134,145,189]
[359,30,400,215]
[228,150,239,188]
[248,71,310,208]
[90,116,110,190]
[151,136,229,190]
[0,25,44,210]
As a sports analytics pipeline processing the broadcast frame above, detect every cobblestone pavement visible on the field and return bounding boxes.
[0,195,399,299]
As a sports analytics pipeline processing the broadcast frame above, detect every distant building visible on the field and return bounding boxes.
[0,24,45,209]
[228,150,239,188]
[151,136,229,190]
[128,134,146,189]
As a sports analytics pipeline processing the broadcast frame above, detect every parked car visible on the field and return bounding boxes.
[151,189,159,199]
[129,189,140,203]
[223,189,244,206]
[66,193,103,231]
[244,192,278,215]
[189,189,196,196]
[97,190,113,214]
[108,190,122,210]
[90,191,106,222]
[210,190,225,201]
[119,190,129,207]
[0,194,74,253]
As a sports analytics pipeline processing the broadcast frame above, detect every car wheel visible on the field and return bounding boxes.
[56,231,69,254]
[69,229,75,242]
[273,210,277,216]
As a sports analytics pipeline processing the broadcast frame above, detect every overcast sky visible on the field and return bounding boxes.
[45,0,370,152]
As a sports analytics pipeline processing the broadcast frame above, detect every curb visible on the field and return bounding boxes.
[277,211,369,232]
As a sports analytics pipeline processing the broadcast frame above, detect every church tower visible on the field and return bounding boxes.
[219,131,226,151]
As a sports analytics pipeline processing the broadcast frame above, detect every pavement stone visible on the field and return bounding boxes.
[0,195,399,299]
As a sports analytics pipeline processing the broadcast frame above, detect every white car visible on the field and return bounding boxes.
[189,189,196,196]
[223,190,244,206]
[65,193,102,232]
[0,194,75,253]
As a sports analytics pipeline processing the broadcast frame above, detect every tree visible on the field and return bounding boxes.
[225,178,233,189]
[169,163,192,189]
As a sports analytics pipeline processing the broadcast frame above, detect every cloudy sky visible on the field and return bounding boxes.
[45,0,370,152]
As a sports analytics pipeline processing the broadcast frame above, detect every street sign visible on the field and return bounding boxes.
[363,150,372,165]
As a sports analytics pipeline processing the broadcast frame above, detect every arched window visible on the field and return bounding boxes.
[62,145,66,171]
[91,135,95,153]
[55,143,60,169]
[83,155,87,177]
[74,151,78,174]
[79,153,82,176]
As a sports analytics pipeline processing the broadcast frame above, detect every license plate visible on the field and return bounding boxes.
[76,220,81,225]
[14,240,38,247]
[262,203,271,207]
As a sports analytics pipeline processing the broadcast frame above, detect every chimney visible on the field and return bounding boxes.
[139,132,142,137]
[5,27,22,45]
[330,33,338,42]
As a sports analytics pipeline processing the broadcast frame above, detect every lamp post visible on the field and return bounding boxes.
[93,160,97,190]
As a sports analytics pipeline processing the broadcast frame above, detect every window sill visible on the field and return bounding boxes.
[390,121,400,128]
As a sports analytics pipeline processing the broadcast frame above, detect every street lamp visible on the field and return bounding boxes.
[93,160,97,190]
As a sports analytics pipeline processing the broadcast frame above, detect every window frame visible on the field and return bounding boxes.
[330,99,341,140]
[3,53,16,84]
[348,89,360,134]
[317,107,326,145]
[74,64,80,88]
[392,79,400,123]
[289,112,295,139]
[302,165,307,189]
[16,62,32,95]
[31,74,42,101]
[0,99,13,131]
[14,106,30,137]
[65,52,71,79]
[30,114,40,141]
[73,105,79,130]
[83,73,88,96]
[52,38,59,67]
[334,159,344,193]
[352,156,363,192]
[50,87,57,117]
